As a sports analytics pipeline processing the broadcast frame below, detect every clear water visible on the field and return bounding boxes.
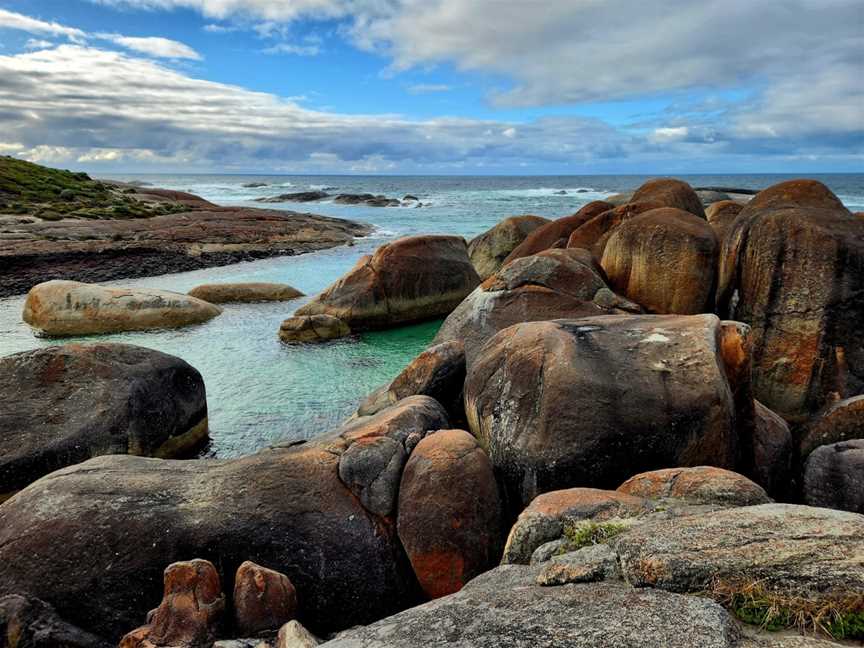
[2,174,862,457]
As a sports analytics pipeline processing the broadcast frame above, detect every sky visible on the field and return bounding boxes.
[0,0,861,174]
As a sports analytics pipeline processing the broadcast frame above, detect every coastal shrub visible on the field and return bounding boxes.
[557,520,629,554]
[712,578,864,640]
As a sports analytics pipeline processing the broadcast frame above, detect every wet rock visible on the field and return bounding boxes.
[466,215,550,279]
[0,343,208,499]
[799,394,864,458]
[0,594,110,648]
[501,487,647,565]
[434,248,615,363]
[242,182,269,188]
[397,430,502,598]
[803,440,864,513]
[630,178,706,218]
[120,559,226,648]
[321,566,742,648]
[234,561,298,637]
[188,283,304,303]
[616,466,771,507]
[465,314,747,507]
[278,314,351,343]
[716,179,864,419]
[256,191,329,203]
[600,207,719,314]
[23,280,222,336]
[296,235,480,330]
[501,201,613,264]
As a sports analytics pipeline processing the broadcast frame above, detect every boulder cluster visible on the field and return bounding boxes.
[1,177,862,647]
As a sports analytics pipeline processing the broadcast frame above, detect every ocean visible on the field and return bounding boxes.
[1,173,862,456]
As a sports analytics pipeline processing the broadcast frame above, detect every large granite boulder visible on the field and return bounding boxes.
[0,396,450,642]
[803,440,864,513]
[501,201,613,265]
[751,400,793,498]
[705,200,744,243]
[321,566,742,648]
[630,178,706,218]
[467,215,549,279]
[464,314,749,507]
[188,283,303,303]
[434,248,629,363]
[799,394,864,457]
[716,180,864,419]
[616,467,770,507]
[600,207,719,314]
[0,594,110,648]
[296,236,480,330]
[565,200,664,260]
[0,343,208,499]
[397,430,502,598]
[23,280,222,336]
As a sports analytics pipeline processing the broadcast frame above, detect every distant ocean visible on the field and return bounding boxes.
[1,173,862,457]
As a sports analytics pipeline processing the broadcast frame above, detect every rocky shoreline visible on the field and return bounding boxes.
[1,169,863,647]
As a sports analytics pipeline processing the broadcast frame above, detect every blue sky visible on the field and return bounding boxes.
[0,0,861,174]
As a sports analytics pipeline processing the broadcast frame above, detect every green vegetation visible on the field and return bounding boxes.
[0,156,189,220]
[713,578,864,641]
[557,520,630,554]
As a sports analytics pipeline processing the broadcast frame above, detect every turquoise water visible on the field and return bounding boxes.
[1,174,862,456]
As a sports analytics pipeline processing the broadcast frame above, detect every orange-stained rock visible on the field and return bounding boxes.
[704,200,744,243]
[716,179,864,419]
[501,487,648,564]
[296,235,480,330]
[467,215,550,279]
[397,430,502,598]
[617,466,770,507]
[565,200,663,259]
[120,559,225,648]
[630,178,706,218]
[600,208,718,314]
[501,201,612,265]
[800,395,864,458]
[233,561,298,637]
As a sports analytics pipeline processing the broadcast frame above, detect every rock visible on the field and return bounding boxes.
[0,343,208,499]
[566,200,665,259]
[695,186,759,196]
[501,201,613,265]
[296,235,480,330]
[278,315,351,343]
[397,430,502,598]
[696,189,732,205]
[242,182,269,188]
[600,207,719,314]
[357,340,466,420]
[716,179,864,419]
[23,280,222,336]
[402,195,419,202]
[0,594,111,648]
[321,565,742,648]
[465,314,747,507]
[434,248,616,363]
[751,401,793,498]
[613,503,864,600]
[799,394,864,457]
[616,466,771,507]
[535,544,621,586]
[466,215,550,279]
[501,488,648,565]
[234,561,298,637]
[275,620,321,647]
[256,191,329,203]
[705,200,744,243]
[212,640,264,648]
[188,283,304,303]
[338,436,406,517]
[602,191,633,206]
[803,440,864,513]
[120,559,226,648]
[0,397,449,640]
[630,178,706,218]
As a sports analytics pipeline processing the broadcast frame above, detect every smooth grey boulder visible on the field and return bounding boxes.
[338,436,406,517]
[803,440,864,513]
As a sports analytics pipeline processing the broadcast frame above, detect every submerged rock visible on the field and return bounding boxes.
[465,314,748,507]
[466,215,549,279]
[23,280,221,336]
[278,314,351,343]
[296,235,479,330]
[256,191,329,203]
[0,343,208,499]
[188,283,304,303]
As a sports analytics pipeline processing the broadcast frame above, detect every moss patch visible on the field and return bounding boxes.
[0,156,190,220]
[557,520,630,554]
[713,578,864,641]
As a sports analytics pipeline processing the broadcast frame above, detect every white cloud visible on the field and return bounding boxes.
[102,35,202,59]
[0,8,86,42]
[0,142,24,152]
[650,127,689,143]
[24,38,54,50]
[264,42,321,56]
[407,83,451,94]
[501,127,517,139]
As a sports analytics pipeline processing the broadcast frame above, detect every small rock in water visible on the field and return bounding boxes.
[278,314,351,343]
[242,182,269,188]
[188,282,304,304]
